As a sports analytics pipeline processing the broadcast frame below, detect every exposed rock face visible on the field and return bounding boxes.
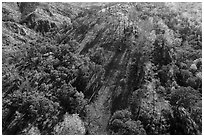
[2,2,21,22]
[2,2,74,51]
[19,2,72,34]
[2,21,37,50]
[18,2,40,20]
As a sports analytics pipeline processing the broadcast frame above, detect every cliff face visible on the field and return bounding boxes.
[2,2,80,51]
[2,2,202,135]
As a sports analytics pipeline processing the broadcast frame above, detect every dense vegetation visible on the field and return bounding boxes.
[2,2,202,135]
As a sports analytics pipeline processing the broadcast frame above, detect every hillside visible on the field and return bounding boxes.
[2,2,202,135]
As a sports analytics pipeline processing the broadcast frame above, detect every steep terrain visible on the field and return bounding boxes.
[2,2,202,135]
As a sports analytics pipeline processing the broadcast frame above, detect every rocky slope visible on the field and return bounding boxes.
[2,2,202,135]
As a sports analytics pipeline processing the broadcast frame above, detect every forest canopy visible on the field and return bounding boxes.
[2,2,202,135]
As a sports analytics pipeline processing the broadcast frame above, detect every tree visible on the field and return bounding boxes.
[54,113,86,135]
[108,109,146,135]
[168,86,201,134]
